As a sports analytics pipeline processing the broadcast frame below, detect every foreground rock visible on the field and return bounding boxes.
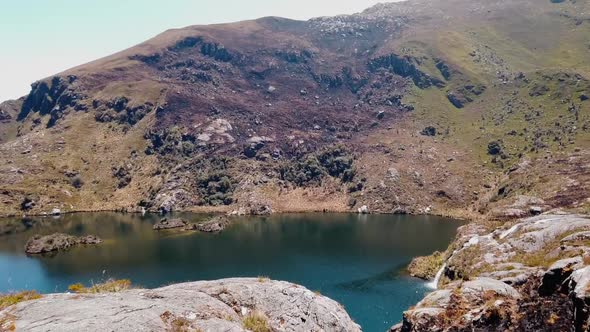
[25,233,102,254]
[0,278,361,332]
[394,214,590,331]
[392,278,521,331]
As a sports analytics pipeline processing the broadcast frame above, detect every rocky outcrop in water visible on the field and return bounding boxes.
[192,215,231,233]
[25,233,102,255]
[152,218,188,230]
[153,216,233,233]
[0,278,360,332]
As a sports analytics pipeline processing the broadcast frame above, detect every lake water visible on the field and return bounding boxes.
[0,212,463,331]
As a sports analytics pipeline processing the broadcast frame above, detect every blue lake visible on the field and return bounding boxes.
[0,212,463,331]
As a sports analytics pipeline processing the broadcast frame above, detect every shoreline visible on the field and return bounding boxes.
[0,206,476,223]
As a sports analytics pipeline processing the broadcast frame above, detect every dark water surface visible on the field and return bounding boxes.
[0,212,463,331]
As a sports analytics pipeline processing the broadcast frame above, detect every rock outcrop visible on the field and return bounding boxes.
[153,216,234,233]
[0,278,360,332]
[193,215,231,233]
[394,214,590,331]
[152,218,188,230]
[24,233,102,255]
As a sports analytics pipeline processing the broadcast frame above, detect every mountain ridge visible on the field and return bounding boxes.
[0,0,588,219]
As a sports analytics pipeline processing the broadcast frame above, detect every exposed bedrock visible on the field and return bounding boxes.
[0,278,361,332]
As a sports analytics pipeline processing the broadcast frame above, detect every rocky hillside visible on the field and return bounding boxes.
[0,278,360,331]
[0,0,589,218]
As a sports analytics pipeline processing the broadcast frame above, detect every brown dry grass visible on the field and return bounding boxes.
[68,279,132,294]
[0,291,42,310]
[243,311,270,332]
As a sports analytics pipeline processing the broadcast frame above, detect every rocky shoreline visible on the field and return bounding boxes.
[395,213,590,331]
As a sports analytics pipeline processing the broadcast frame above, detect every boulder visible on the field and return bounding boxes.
[358,205,369,214]
[0,278,361,332]
[420,126,436,136]
[491,207,527,219]
[539,256,582,296]
[561,231,590,244]
[247,202,273,215]
[461,277,521,300]
[153,218,188,230]
[25,233,103,255]
[447,91,471,108]
[487,140,503,156]
[244,136,274,158]
[388,167,401,181]
[529,206,543,215]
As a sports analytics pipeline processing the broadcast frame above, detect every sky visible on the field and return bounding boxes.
[0,0,395,102]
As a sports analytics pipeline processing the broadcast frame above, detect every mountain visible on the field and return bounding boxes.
[0,0,589,218]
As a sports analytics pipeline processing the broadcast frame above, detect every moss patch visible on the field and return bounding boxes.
[408,251,444,280]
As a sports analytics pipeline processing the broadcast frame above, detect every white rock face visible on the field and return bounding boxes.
[0,278,361,332]
[358,205,369,214]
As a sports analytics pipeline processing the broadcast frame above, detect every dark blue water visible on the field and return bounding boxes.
[0,213,463,331]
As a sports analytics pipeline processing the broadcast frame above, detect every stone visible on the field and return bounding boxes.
[570,266,590,331]
[461,277,521,300]
[247,202,273,215]
[193,216,231,233]
[50,208,61,215]
[358,205,369,214]
[561,231,590,244]
[388,167,400,181]
[25,233,103,255]
[512,195,545,208]
[491,207,527,219]
[244,136,274,158]
[420,126,436,136]
[153,218,188,230]
[487,140,503,155]
[539,256,582,295]
[529,206,543,215]
[0,278,361,332]
[447,91,470,108]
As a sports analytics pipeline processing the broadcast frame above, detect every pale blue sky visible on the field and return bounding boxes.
[0,0,395,102]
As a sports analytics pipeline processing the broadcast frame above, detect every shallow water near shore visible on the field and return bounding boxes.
[0,212,463,331]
